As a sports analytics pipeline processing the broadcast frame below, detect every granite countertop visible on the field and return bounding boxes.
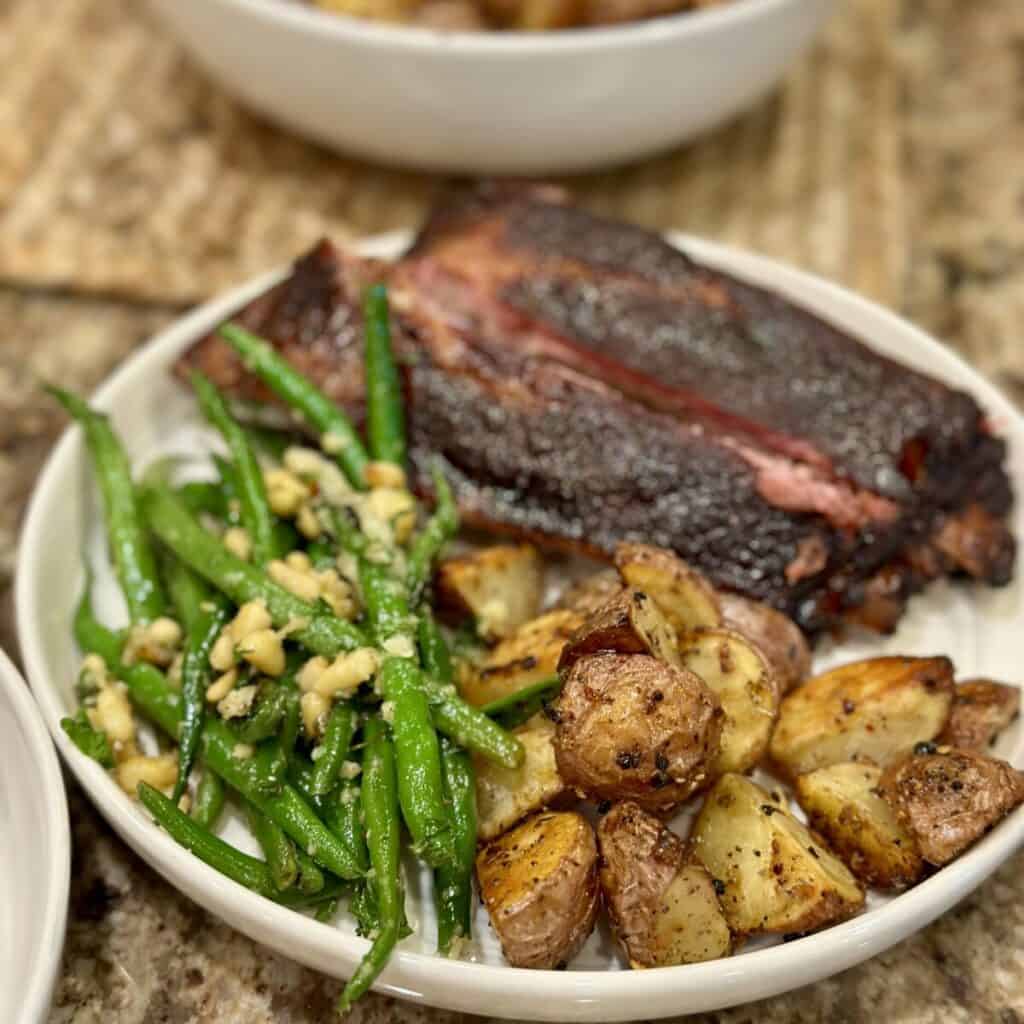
[2,0,1024,1020]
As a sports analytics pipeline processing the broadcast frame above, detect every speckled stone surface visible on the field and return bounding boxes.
[2,0,1024,1020]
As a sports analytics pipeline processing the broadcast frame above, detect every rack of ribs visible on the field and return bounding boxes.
[182,183,1015,635]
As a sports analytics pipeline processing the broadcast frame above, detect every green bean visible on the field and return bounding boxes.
[219,323,369,490]
[252,739,289,796]
[378,658,452,868]
[338,717,403,1012]
[435,741,476,955]
[422,677,523,769]
[233,684,289,745]
[142,484,368,658]
[294,847,326,895]
[50,387,165,623]
[326,507,369,559]
[76,610,363,880]
[406,464,458,604]
[321,780,369,874]
[480,676,561,729]
[278,689,301,769]
[213,455,243,526]
[191,770,226,830]
[348,881,380,939]
[417,611,453,684]
[140,784,347,909]
[177,481,227,520]
[309,701,357,796]
[363,284,406,468]
[61,709,113,767]
[192,372,278,564]
[359,557,415,649]
[245,799,299,892]
[165,560,232,803]
[306,538,335,569]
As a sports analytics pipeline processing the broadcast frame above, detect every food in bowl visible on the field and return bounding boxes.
[309,0,728,31]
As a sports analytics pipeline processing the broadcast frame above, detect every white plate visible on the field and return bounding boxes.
[0,647,70,1024]
[16,232,1024,1021]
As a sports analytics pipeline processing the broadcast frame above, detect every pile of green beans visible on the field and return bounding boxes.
[55,286,524,1014]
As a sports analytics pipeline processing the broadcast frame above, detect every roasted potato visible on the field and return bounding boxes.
[555,569,624,617]
[938,679,1020,753]
[613,543,721,639]
[476,810,599,969]
[461,609,583,707]
[597,801,730,967]
[718,592,811,695]
[794,762,923,889]
[436,544,544,642]
[554,653,723,812]
[558,588,681,673]
[678,628,778,776]
[692,773,864,936]
[879,750,1024,865]
[769,656,955,779]
[475,713,568,840]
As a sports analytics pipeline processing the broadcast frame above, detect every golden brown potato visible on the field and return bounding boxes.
[718,592,811,696]
[554,653,723,812]
[558,588,681,673]
[769,656,955,779]
[436,544,544,643]
[597,801,730,967]
[794,762,924,889]
[475,713,568,840]
[678,628,778,776]
[938,679,1020,753]
[461,609,583,707]
[692,773,864,936]
[878,750,1024,866]
[613,543,721,640]
[555,569,625,617]
[476,810,599,969]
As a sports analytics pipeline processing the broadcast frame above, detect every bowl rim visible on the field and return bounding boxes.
[205,0,811,54]
[0,647,71,1024]
[15,230,1024,1019]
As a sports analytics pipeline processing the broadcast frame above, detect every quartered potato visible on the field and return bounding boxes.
[555,569,625,617]
[476,810,599,969]
[436,544,544,642]
[692,773,864,936]
[718,592,811,696]
[460,609,583,707]
[613,543,721,640]
[678,628,778,776]
[558,588,681,673]
[554,653,723,812]
[795,762,924,889]
[769,656,955,779]
[879,750,1024,866]
[475,713,567,840]
[597,801,730,967]
[938,679,1020,753]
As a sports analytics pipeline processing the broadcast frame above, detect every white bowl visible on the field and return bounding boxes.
[16,232,1024,1020]
[0,648,70,1024]
[147,0,836,174]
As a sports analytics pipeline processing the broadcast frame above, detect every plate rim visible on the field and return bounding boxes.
[0,646,71,1024]
[15,230,1024,1021]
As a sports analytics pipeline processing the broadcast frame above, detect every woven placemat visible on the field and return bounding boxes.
[0,0,904,307]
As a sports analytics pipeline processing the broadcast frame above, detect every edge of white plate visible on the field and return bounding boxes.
[0,647,71,1024]
[15,231,1024,1021]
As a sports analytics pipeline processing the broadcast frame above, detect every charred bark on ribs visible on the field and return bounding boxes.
[181,183,1014,634]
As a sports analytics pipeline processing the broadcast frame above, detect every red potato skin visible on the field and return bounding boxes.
[879,750,1024,865]
[553,653,723,812]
